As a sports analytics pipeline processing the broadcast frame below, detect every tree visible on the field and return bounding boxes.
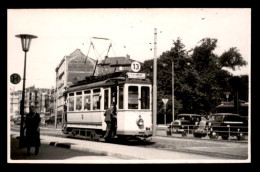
[190,38,248,114]
[141,37,248,123]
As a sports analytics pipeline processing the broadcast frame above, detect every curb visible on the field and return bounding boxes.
[174,148,248,160]
[49,142,142,160]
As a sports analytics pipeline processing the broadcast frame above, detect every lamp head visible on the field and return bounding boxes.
[15,34,37,52]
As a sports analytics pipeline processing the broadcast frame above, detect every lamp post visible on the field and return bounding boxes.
[16,34,37,148]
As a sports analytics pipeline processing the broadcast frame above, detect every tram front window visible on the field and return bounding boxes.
[141,86,150,109]
[128,86,138,109]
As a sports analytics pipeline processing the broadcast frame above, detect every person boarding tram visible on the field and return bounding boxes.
[102,104,117,141]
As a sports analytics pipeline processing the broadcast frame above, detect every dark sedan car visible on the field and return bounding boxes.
[166,114,201,137]
[207,113,248,140]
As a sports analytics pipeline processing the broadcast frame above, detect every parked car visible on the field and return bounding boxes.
[45,116,55,125]
[166,114,201,137]
[207,113,248,140]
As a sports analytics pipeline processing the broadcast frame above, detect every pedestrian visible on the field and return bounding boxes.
[103,104,117,141]
[24,105,41,156]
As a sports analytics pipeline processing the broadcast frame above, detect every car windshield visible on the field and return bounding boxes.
[177,116,190,120]
[210,115,223,121]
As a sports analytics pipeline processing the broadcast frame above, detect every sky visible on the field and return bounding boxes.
[7,8,251,91]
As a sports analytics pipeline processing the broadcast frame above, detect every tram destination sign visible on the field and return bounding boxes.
[127,72,146,79]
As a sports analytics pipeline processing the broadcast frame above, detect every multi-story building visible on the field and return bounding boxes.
[10,89,22,118]
[55,49,96,123]
[10,85,54,119]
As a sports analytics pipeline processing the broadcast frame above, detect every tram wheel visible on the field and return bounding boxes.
[221,135,229,140]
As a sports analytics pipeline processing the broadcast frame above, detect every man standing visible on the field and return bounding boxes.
[103,104,116,141]
[24,105,41,156]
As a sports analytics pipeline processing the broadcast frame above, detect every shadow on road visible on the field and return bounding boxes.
[10,137,105,160]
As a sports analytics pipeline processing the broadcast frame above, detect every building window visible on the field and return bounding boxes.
[141,86,150,109]
[128,86,138,109]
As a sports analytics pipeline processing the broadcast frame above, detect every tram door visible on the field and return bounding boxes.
[111,86,117,109]
[110,86,117,135]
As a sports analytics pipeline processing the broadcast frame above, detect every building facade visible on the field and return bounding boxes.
[10,85,54,119]
[55,49,96,123]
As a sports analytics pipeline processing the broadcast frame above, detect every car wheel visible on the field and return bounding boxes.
[182,131,187,137]
[209,132,218,139]
[221,135,229,140]
[166,130,172,136]
[193,133,202,138]
[237,133,245,140]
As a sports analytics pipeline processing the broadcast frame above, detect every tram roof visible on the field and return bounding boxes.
[64,71,151,93]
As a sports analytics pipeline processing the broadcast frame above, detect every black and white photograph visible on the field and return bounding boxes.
[7,8,251,164]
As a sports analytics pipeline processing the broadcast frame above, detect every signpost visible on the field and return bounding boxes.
[10,73,21,84]
[162,98,168,126]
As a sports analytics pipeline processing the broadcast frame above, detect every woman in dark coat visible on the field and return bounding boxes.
[24,105,41,155]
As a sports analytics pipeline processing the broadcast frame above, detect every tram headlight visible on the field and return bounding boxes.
[136,115,144,129]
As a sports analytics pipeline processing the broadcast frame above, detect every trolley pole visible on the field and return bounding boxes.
[153,28,157,136]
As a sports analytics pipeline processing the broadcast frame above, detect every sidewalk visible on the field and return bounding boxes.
[9,131,249,163]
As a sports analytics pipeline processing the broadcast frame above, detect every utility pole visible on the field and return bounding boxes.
[153,28,157,136]
[55,88,58,128]
[172,61,174,122]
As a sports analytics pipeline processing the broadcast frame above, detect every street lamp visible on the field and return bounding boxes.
[16,34,37,148]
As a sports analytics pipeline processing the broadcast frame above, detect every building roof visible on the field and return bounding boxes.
[99,56,139,66]
[55,49,96,72]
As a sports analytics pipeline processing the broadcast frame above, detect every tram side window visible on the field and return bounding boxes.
[104,89,109,110]
[76,92,82,111]
[141,87,150,109]
[119,86,124,109]
[83,90,91,110]
[68,93,74,111]
[128,86,138,109]
[84,95,91,110]
[93,89,101,110]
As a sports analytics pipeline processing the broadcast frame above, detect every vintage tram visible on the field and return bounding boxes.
[62,71,153,141]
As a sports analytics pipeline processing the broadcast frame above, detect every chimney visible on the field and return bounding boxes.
[126,54,130,60]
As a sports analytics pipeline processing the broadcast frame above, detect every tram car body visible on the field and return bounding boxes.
[62,71,152,141]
